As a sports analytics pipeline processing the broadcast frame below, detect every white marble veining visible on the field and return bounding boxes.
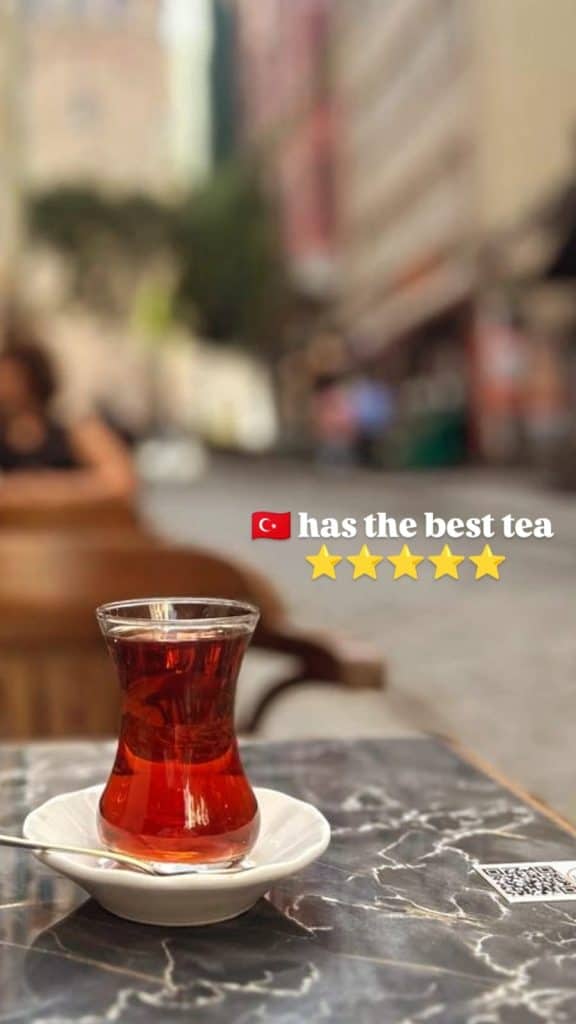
[2,738,576,1023]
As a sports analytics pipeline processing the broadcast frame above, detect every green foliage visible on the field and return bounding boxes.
[30,187,175,317]
[173,164,286,350]
[31,187,174,254]
[28,165,286,351]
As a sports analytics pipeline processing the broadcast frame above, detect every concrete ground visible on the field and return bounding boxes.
[143,456,576,820]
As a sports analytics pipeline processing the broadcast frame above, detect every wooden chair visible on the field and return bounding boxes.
[0,530,384,740]
[0,496,141,531]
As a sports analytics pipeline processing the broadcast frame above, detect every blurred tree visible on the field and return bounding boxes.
[29,165,286,354]
[173,163,286,352]
[30,188,176,319]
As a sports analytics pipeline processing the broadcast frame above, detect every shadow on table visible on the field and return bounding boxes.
[24,897,316,1018]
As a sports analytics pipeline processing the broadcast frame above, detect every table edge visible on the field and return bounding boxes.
[446,735,576,839]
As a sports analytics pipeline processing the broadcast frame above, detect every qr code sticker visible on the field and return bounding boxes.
[476,862,576,903]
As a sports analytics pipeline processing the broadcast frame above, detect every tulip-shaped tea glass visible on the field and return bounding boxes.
[96,598,260,869]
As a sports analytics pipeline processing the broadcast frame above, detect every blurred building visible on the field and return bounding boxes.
[210,0,238,167]
[334,0,576,463]
[234,0,336,299]
[0,1,26,301]
[335,0,474,355]
[21,0,222,197]
[7,0,246,200]
[478,0,576,469]
[470,0,576,465]
[23,0,174,194]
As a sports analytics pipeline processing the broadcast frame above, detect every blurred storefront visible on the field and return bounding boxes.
[333,0,475,464]
[493,181,576,480]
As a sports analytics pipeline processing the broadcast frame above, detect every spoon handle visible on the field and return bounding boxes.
[0,832,157,875]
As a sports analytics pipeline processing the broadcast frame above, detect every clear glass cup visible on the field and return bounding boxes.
[96,598,260,868]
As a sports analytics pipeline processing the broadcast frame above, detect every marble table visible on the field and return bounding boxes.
[3,737,576,1023]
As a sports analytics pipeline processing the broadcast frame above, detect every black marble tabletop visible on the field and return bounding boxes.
[3,737,576,1023]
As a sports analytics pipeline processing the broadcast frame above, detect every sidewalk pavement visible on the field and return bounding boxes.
[144,457,576,821]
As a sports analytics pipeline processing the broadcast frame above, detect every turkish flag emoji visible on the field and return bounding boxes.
[251,511,292,540]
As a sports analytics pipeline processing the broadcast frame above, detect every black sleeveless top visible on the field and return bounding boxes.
[0,418,80,472]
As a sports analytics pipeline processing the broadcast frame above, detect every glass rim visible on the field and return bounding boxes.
[96,596,260,631]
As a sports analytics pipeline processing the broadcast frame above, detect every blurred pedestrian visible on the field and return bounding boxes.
[311,374,357,468]
[0,320,136,512]
[352,377,395,467]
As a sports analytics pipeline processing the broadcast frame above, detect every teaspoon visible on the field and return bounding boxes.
[0,833,251,876]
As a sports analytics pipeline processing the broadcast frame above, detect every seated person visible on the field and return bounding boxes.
[0,325,136,512]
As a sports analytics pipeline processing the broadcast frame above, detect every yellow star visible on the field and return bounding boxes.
[347,544,383,581]
[306,544,342,581]
[386,544,424,581]
[469,544,506,581]
[428,544,465,581]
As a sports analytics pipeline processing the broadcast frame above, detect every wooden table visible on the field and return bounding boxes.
[2,737,576,1023]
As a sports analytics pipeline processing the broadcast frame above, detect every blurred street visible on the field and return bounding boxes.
[3,0,576,817]
[146,457,576,819]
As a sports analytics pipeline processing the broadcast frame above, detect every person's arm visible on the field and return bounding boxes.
[0,417,137,508]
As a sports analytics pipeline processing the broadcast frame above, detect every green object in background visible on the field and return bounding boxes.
[29,166,286,356]
[403,412,468,468]
[131,278,175,341]
[173,162,286,353]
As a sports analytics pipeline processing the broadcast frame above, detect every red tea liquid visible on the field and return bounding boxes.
[98,628,259,864]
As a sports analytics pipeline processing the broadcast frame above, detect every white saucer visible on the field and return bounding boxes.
[23,785,330,927]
